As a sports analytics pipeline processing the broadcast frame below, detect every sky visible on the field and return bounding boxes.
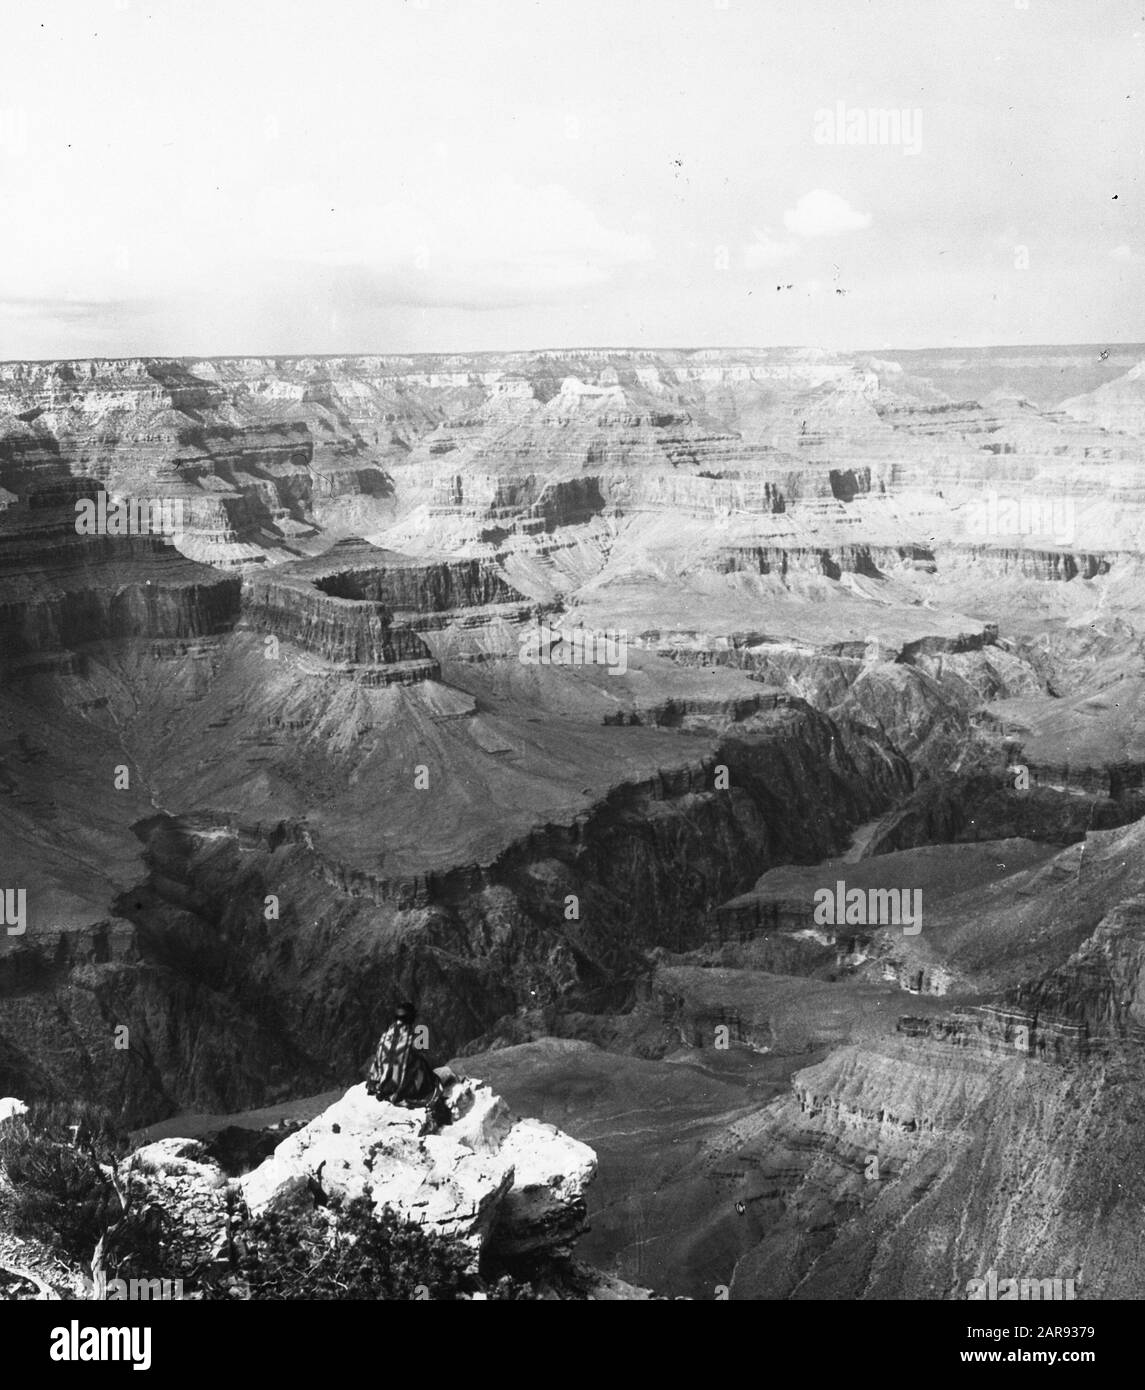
[0,0,1140,357]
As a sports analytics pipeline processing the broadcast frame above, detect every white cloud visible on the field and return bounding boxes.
[783,190,872,238]
[1110,244,1137,264]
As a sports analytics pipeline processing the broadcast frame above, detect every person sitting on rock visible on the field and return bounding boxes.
[366,1001,444,1114]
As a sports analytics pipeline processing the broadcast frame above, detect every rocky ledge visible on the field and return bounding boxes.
[115,1071,646,1298]
[238,1073,596,1257]
[239,537,536,684]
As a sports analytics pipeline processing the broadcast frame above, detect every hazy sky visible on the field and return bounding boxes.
[0,0,1140,357]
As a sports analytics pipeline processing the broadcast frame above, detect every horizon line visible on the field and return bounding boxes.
[1,340,1143,368]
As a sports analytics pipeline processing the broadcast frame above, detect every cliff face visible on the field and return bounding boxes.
[0,357,391,571]
[311,554,522,615]
[240,579,439,685]
[0,475,242,662]
[1003,897,1145,1047]
[462,852,1145,1298]
[2,349,1137,1113]
[236,539,538,682]
[720,998,1145,1300]
[1,565,240,661]
[649,822,1145,1298]
[0,690,912,1120]
[5,346,1145,1297]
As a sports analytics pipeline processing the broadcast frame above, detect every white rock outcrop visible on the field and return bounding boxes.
[239,1076,597,1258]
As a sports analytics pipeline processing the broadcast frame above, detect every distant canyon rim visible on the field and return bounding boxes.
[4,343,1145,1298]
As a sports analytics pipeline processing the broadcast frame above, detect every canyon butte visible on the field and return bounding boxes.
[3,344,1145,1299]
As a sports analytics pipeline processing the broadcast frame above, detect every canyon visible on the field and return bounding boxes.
[3,343,1145,1299]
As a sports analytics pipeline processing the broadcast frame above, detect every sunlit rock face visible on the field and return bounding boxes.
[5,344,1145,1297]
[240,1076,597,1259]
